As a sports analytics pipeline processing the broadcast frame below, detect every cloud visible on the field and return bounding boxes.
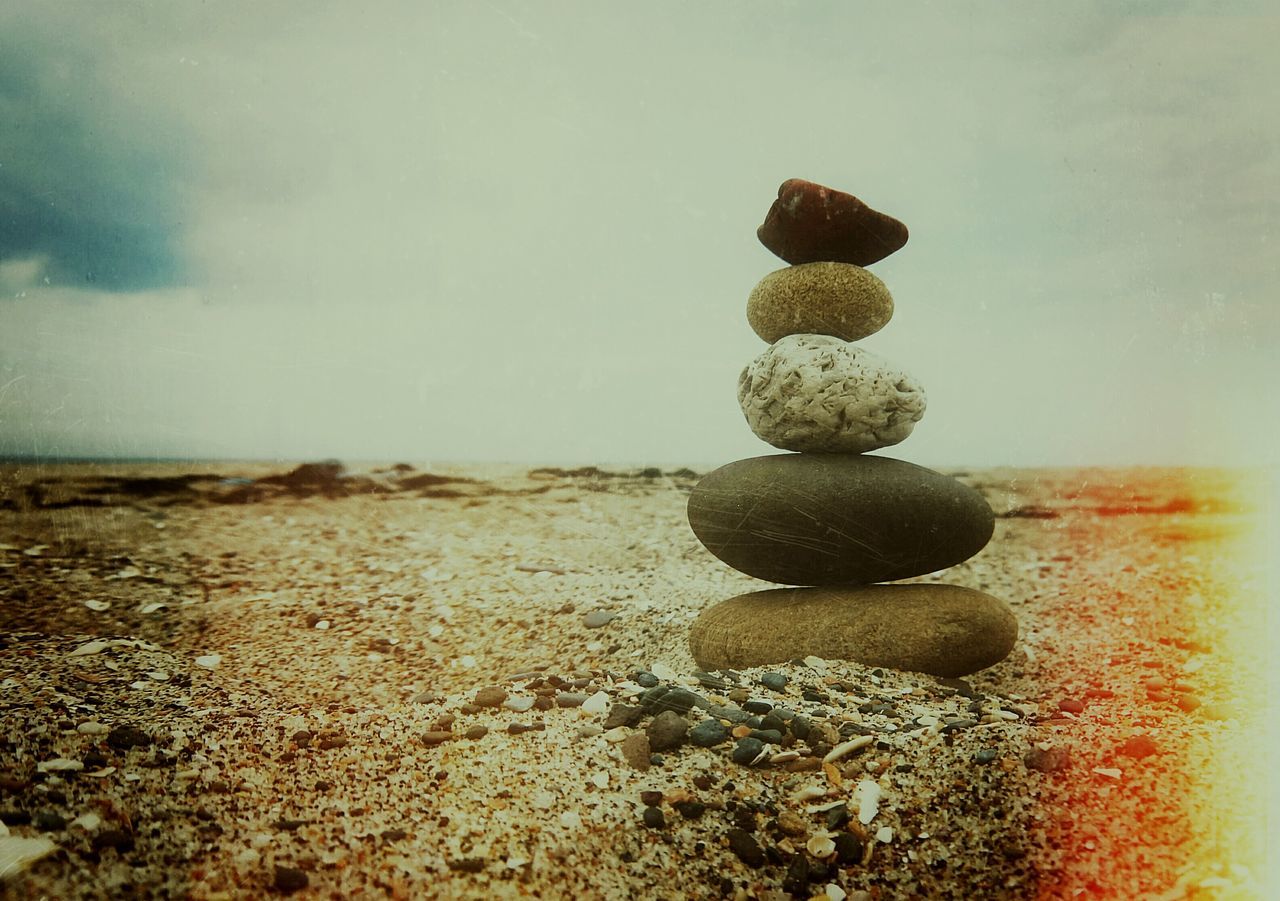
[0,12,189,292]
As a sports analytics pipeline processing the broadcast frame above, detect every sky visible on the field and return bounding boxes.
[1,0,1277,466]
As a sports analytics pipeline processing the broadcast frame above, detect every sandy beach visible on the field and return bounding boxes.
[0,460,1271,899]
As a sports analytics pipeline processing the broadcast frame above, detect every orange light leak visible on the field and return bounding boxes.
[1169,468,1278,899]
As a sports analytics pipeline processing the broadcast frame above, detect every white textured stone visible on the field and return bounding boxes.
[738,334,925,453]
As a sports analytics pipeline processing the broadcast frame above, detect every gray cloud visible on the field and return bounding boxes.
[0,13,188,291]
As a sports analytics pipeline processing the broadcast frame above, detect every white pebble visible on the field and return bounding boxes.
[559,810,582,829]
[804,655,828,672]
[590,772,609,789]
[77,722,108,735]
[503,696,535,713]
[826,885,847,901]
[650,662,678,681]
[581,691,610,715]
[37,758,84,773]
[458,655,476,668]
[84,600,111,612]
[138,603,167,614]
[70,812,102,831]
[530,790,555,809]
[602,727,629,743]
[314,619,331,630]
[428,624,445,638]
[194,654,221,670]
[1093,767,1123,780]
[875,826,894,843]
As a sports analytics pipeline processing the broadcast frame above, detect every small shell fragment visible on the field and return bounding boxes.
[792,785,828,802]
[823,735,874,764]
[85,600,111,612]
[855,779,882,824]
[806,835,837,858]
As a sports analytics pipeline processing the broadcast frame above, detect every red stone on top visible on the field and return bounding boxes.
[757,178,909,267]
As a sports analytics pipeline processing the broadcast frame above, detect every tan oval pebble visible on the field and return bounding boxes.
[689,584,1018,678]
[747,262,893,343]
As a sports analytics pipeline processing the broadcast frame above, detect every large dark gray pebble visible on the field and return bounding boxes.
[687,454,994,584]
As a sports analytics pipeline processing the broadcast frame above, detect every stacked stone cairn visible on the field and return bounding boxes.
[686,178,1017,679]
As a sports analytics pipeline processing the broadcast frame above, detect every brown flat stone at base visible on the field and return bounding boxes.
[689,583,1018,678]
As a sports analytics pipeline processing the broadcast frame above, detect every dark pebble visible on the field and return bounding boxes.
[689,719,729,748]
[634,672,659,688]
[643,687,701,715]
[0,810,31,826]
[421,732,454,746]
[974,748,998,764]
[106,725,151,750]
[802,691,830,704]
[446,858,486,873]
[760,673,788,692]
[93,829,135,854]
[640,790,664,806]
[760,713,787,733]
[604,703,644,729]
[942,719,978,733]
[692,774,714,790]
[833,832,863,864]
[783,855,811,894]
[464,726,489,740]
[731,737,765,765]
[381,828,409,842]
[1024,746,1071,772]
[789,716,811,740]
[749,729,783,745]
[694,671,733,691]
[708,705,750,724]
[742,699,773,715]
[1059,698,1086,714]
[33,811,67,831]
[647,710,689,752]
[273,866,309,894]
[642,806,665,829]
[726,828,765,868]
[674,800,706,819]
[533,696,554,711]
